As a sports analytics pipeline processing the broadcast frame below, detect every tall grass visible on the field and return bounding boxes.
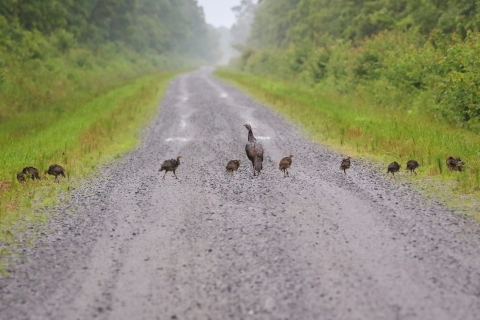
[216,69,480,218]
[0,71,178,249]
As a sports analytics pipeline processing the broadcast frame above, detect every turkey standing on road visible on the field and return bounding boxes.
[18,167,41,182]
[45,164,66,183]
[226,160,241,177]
[340,157,351,176]
[446,156,464,171]
[406,160,419,175]
[279,155,293,177]
[387,162,401,178]
[159,156,182,179]
[244,124,264,176]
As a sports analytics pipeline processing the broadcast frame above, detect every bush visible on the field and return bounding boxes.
[234,28,480,132]
[52,29,76,54]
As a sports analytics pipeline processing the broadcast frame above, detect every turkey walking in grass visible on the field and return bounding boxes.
[17,172,26,183]
[244,124,264,176]
[387,162,401,178]
[406,160,419,175]
[446,156,464,171]
[159,156,182,180]
[340,157,351,176]
[226,160,241,177]
[45,164,66,183]
[279,155,293,177]
[17,167,41,182]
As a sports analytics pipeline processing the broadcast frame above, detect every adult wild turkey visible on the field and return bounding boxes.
[244,124,264,176]
[387,161,401,178]
[340,157,351,176]
[279,155,293,177]
[446,156,464,171]
[18,167,41,181]
[159,156,182,179]
[406,160,419,175]
[226,160,241,177]
[45,164,66,183]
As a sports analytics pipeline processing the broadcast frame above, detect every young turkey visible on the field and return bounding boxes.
[446,156,464,171]
[226,160,241,177]
[340,157,351,176]
[279,155,293,177]
[17,172,26,183]
[20,167,41,181]
[159,156,182,179]
[244,124,264,176]
[406,160,419,175]
[387,161,401,178]
[45,164,66,183]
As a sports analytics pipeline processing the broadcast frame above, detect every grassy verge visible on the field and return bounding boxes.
[215,69,480,219]
[0,71,178,257]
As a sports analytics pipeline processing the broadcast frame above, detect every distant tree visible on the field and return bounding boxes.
[231,0,257,48]
[0,0,219,62]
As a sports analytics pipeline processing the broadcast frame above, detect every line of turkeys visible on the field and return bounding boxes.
[16,164,65,183]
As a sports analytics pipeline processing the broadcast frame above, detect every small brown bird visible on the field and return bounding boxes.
[17,172,26,183]
[279,155,293,177]
[18,167,41,182]
[45,164,66,183]
[387,161,401,178]
[340,156,351,176]
[159,156,182,179]
[226,160,241,177]
[446,156,464,171]
[406,160,419,175]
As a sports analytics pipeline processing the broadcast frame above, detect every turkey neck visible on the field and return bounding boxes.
[247,130,257,142]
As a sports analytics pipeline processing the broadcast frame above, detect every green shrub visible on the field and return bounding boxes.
[235,28,480,132]
[52,29,76,54]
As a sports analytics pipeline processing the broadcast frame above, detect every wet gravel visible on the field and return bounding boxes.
[1,68,480,319]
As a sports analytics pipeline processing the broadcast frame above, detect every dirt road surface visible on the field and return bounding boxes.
[1,68,480,320]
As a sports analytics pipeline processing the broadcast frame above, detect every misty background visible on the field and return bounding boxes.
[198,0,257,65]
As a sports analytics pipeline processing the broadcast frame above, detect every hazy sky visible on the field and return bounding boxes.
[197,0,241,28]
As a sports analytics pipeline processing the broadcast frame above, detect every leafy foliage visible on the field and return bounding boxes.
[234,0,480,130]
[0,0,218,61]
[249,0,480,46]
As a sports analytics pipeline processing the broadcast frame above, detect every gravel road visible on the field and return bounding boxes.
[1,68,480,320]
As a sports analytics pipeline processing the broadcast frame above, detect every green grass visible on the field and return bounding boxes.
[0,71,178,254]
[215,69,480,219]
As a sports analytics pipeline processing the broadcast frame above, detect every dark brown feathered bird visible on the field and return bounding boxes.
[226,160,241,177]
[18,167,41,181]
[446,156,464,171]
[159,156,182,179]
[279,155,293,177]
[244,124,264,176]
[17,172,26,183]
[45,164,66,183]
[340,156,351,176]
[387,161,401,178]
[406,160,419,175]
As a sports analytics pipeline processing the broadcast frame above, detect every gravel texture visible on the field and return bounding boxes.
[1,68,480,320]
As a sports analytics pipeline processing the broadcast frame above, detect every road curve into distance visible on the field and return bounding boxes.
[1,68,480,320]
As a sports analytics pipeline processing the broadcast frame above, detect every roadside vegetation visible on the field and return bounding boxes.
[221,0,480,216]
[0,71,176,222]
[0,0,218,257]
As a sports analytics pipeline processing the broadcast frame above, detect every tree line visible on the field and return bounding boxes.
[234,0,480,130]
[249,0,480,47]
[0,0,218,62]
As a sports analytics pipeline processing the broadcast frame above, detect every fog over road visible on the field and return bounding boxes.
[1,69,480,320]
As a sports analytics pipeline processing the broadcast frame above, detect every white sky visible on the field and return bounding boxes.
[197,0,241,28]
